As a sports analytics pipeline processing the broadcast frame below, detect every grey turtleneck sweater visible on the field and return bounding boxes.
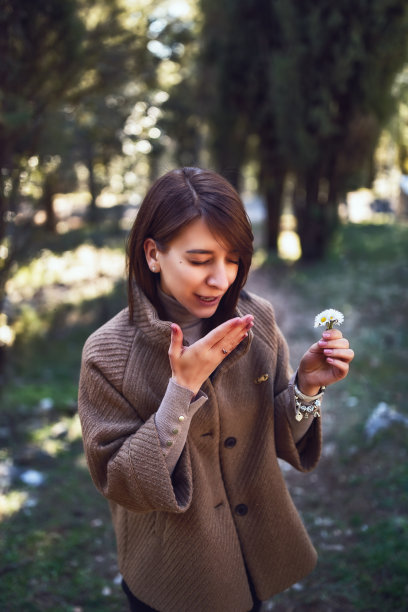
[154,286,315,474]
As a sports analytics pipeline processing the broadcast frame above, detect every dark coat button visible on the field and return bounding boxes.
[224,437,237,448]
[235,504,248,516]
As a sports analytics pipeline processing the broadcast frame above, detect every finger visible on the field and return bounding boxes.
[168,323,184,359]
[215,328,250,356]
[212,317,254,354]
[319,337,349,349]
[201,315,254,350]
[322,329,343,340]
[323,348,354,362]
[222,316,254,342]
[325,357,350,376]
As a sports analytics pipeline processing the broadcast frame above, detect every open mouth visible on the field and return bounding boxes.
[196,295,221,304]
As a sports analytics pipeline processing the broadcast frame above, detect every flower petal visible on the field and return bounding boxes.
[314,308,344,328]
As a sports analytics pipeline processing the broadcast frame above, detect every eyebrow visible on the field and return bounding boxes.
[185,249,239,254]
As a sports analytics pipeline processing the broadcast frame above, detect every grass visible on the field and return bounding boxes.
[1,226,128,610]
[0,440,124,611]
[1,220,408,611]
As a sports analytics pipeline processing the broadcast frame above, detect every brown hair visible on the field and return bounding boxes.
[126,167,253,328]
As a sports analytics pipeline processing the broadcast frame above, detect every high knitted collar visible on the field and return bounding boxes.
[130,283,253,372]
[156,284,202,345]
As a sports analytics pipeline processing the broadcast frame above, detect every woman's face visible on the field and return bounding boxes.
[145,218,239,318]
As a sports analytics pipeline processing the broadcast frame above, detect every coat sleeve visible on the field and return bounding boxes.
[273,326,322,472]
[78,347,194,515]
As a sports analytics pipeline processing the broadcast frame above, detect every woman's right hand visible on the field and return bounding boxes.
[168,315,254,395]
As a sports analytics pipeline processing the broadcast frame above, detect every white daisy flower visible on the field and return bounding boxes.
[314,308,344,329]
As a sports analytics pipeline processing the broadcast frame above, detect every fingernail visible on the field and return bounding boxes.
[318,340,327,346]
[171,324,177,333]
[323,332,331,339]
[324,348,333,355]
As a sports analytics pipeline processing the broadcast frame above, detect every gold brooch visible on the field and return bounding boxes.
[254,373,269,384]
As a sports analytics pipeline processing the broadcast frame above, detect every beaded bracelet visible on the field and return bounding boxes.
[294,383,326,422]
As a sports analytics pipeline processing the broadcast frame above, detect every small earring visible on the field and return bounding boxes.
[152,265,157,272]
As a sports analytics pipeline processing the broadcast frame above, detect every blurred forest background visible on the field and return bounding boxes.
[1,0,408,610]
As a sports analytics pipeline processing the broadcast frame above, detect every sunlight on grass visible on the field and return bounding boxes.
[6,244,125,307]
[29,416,83,457]
[68,414,83,441]
[0,491,28,520]
[0,313,15,346]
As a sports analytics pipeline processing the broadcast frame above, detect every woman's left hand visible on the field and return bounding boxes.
[297,329,354,396]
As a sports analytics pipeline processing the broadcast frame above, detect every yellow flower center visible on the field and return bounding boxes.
[321,317,326,322]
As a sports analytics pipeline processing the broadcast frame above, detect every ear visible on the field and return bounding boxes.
[144,238,160,273]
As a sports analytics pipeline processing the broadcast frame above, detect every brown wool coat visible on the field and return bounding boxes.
[78,285,322,612]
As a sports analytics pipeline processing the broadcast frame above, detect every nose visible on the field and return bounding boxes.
[207,263,230,292]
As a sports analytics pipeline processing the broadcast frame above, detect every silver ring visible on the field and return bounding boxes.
[222,348,228,354]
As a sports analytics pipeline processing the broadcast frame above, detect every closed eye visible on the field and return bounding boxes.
[189,259,239,266]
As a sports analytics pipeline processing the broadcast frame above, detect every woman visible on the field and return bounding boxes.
[78,167,354,612]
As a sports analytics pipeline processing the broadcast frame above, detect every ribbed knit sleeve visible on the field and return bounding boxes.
[155,379,207,474]
[78,312,194,514]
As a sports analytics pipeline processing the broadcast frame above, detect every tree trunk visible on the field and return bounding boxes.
[0,343,6,386]
[86,147,98,222]
[149,150,161,184]
[295,169,327,261]
[258,139,286,253]
[212,140,243,190]
[327,169,341,237]
[0,174,6,246]
[42,173,58,233]
[259,163,285,253]
[210,115,248,192]
[0,170,21,382]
